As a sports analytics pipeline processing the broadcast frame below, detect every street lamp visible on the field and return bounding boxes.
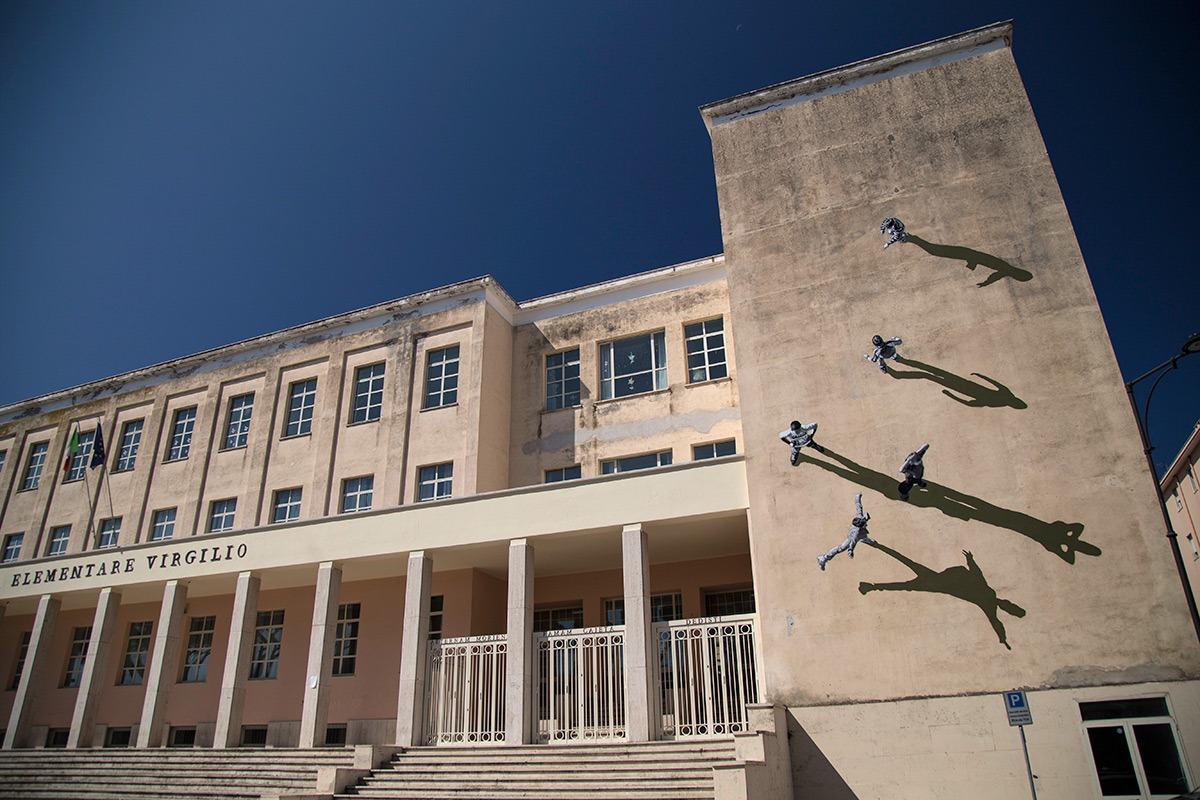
[1124,332,1200,644]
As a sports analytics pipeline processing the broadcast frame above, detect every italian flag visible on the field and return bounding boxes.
[62,427,80,475]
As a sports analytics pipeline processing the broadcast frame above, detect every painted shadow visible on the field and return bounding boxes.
[799,450,1099,564]
[889,356,1027,410]
[859,544,1026,649]
[906,235,1032,288]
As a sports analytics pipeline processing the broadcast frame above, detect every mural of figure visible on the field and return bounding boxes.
[880,217,909,249]
[898,443,930,501]
[780,420,825,465]
[864,335,903,373]
[818,493,876,571]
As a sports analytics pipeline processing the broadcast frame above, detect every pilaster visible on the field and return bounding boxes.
[299,561,342,747]
[137,580,187,747]
[505,539,534,744]
[395,551,431,746]
[68,587,122,747]
[622,524,656,741]
[3,594,60,749]
[213,571,260,748]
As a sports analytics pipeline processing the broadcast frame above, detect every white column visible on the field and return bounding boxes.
[68,588,122,748]
[299,561,342,748]
[213,571,260,748]
[622,524,656,742]
[505,539,535,744]
[137,581,188,747]
[4,594,61,749]
[395,551,432,747]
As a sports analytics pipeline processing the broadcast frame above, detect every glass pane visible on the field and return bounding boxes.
[613,337,651,377]
[1133,723,1187,796]
[1081,698,1170,721]
[1087,726,1141,796]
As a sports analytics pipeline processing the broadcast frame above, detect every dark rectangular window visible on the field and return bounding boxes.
[418,464,452,502]
[168,727,196,747]
[21,442,48,490]
[428,595,444,640]
[684,318,728,383]
[46,729,69,748]
[704,588,756,617]
[284,379,317,437]
[424,346,460,408]
[605,593,684,626]
[545,465,582,483]
[208,499,237,533]
[352,364,385,423]
[2,533,23,563]
[599,332,666,400]
[181,616,215,682]
[693,440,736,460]
[333,603,360,676]
[533,605,584,632]
[47,525,71,556]
[600,451,672,475]
[341,477,373,514]
[272,488,302,523]
[545,349,580,411]
[249,610,284,680]
[10,631,31,689]
[165,408,196,461]
[241,726,268,747]
[150,508,176,541]
[119,621,153,686]
[223,394,254,449]
[97,518,121,549]
[64,430,96,482]
[114,420,143,471]
[105,728,131,748]
[324,725,347,746]
[63,626,92,688]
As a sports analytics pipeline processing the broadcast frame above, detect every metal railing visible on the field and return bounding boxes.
[425,634,507,745]
[536,625,626,742]
[655,614,759,738]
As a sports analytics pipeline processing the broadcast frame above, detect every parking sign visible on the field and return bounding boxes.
[1005,691,1032,726]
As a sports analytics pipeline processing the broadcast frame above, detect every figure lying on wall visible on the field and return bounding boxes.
[864,335,903,373]
[818,493,876,571]
[780,420,825,465]
[898,443,930,501]
[880,217,909,249]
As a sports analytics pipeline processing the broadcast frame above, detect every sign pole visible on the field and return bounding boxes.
[1018,725,1038,800]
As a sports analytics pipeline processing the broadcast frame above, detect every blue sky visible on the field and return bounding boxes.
[1,1,1196,462]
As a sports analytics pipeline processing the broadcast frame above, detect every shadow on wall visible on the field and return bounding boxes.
[860,544,1026,649]
[889,356,1027,410]
[787,715,862,800]
[801,450,1100,564]
[905,235,1033,288]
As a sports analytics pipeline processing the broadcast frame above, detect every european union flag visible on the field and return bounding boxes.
[90,423,106,469]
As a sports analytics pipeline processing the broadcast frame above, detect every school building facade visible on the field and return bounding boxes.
[0,22,1197,800]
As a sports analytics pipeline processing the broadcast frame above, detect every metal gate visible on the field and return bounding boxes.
[655,614,760,738]
[425,634,507,744]
[536,626,626,741]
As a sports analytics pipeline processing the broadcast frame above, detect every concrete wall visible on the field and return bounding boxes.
[705,27,1200,709]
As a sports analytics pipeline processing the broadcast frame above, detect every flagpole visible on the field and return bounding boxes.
[81,463,98,546]
[103,465,115,520]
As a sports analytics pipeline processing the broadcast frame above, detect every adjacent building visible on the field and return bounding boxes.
[1,22,1196,800]
[1164,421,1200,603]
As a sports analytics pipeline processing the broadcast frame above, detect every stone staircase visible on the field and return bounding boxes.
[0,747,356,799]
[335,739,737,800]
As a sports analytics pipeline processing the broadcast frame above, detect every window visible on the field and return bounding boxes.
[1081,697,1190,798]
[1189,533,1199,561]
[545,349,581,411]
[284,379,317,437]
[605,592,684,626]
[166,408,196,461]
[105,728,131,748]
[150,509,176,541]
[223,394,254,449]
[272,489,302,523]
[1175,491,1184,511]
[64,430,96,481]
[684,318,728,383]
[600,451,673,475]
[428,595,444,641]
[168,727,195,747]
[599,331,666,400]
[418,464,453,502]
[47,525,71,557]
[324,725,347,746]
[207,499,237,533]
[10,632,31,689]
[0,450,6,474]
[341,477,373,514]
[119,621,153,686]
[533,605,584,632]
[114,420,143,471]
[424,346,460,408]
[333,603,360,676]
[704,588,756,616]
[63,626,92,688]
[2,533,23,563]
[693,440,736,460]
[21,442,48,490]
[1189,466,1198,493]
[45,729,69,748]
[97,518,121,549]
[181,616,216,682]
[249,610,284,680]
[241,726,268,747]
[545,465,582,483]
[352,364,385,423]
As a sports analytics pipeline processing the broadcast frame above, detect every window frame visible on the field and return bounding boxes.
[533,604,584,632]
[1079,696,1193,799]
[150,508,177,542]
[180,615,216,683]
[544,465,582,483]
[271,488,303,524]
[703,587,756,617]
[63,626,92,688]
[332,603,360,676]
[683,317,729,384]
[2,533,24,563]
[341,476,374,514]
[598,330,667,401]
[428,595,444,641]
[351,363,385,424]
[118,621,154,686]
[693,440,737,460]
[604,592,684,626]
[113,419,143,472]
[283,378,318,438]
[545,348,581,411]
[97,518,121,550]
[423,345,461,409]
[64,430,96,482]
[165,408,197,462]
[600,450,673,475]
[10,631,31,690]
[417,463,453,502]
[222,394,255,450]
[21,442,49,491]
[249,610,284,680]
[208,499,237,533]
[47,525,71,557]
